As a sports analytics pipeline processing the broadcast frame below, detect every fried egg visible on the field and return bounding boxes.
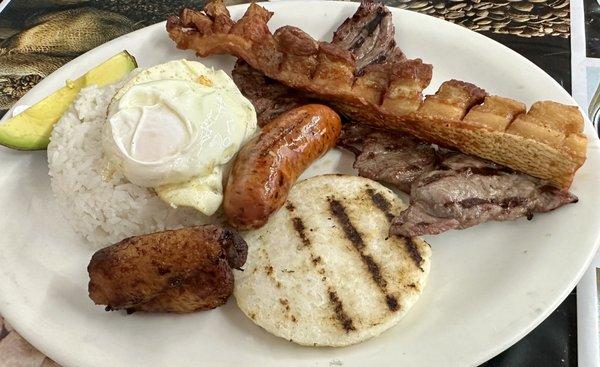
[102,60,257,215]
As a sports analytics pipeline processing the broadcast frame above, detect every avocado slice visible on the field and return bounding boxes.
[0,51,137,150]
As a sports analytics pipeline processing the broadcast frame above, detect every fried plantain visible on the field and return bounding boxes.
[88,225,247,313]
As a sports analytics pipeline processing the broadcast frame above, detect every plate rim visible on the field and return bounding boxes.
[1,2,599,366]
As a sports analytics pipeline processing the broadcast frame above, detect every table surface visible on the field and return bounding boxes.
[0,0,582,366]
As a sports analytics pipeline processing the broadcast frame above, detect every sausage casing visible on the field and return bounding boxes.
[224,104,342,229]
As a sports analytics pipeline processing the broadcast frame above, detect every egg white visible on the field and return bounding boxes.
[102,60,258,215]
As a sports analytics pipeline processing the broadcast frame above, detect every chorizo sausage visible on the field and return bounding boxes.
[224,104,342,229]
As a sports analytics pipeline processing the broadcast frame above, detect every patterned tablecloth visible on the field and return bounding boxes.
[0,0,577,366]
[0,316,58,366]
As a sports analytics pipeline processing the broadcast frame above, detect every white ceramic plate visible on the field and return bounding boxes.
[1,2,599,366]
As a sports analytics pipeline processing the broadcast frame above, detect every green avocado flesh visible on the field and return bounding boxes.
[0,51,137,150]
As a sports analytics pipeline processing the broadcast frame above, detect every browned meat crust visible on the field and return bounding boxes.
[340,124,577,236]
[331,0,400,70]
[232,60,310,126]
[166,0,586,188]
[391,153,578,236]
[87,225,247,313]
[339,124,437,193]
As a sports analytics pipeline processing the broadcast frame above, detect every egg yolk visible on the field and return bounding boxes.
[104,78,256,188]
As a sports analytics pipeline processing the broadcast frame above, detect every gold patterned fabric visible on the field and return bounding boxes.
[391,0,570,38]
[0,316,60,366]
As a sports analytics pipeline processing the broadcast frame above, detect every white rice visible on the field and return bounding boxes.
[47,84,216,249]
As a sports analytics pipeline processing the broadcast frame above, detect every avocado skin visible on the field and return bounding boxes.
[0,51,137,150]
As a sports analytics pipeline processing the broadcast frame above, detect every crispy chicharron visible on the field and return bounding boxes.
[167,0,587,188]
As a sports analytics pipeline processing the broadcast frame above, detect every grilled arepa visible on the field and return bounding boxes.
[234,175,431,347]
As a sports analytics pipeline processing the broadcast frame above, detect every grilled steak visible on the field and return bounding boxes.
[331,0,400,70]
[339,124,437,193]
[232,60,310,127]
[340,124,578,236]
[336,122,374,155]
[392,153,578,236]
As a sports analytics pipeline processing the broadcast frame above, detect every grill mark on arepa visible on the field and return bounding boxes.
[404,237,424,271]
[365,188,395,222]
[386,295,399,311]
[328,288,356,332]
[279,298,291,311]
[259,248,299,321]
[365,185,428,273]
[259,247,279,282]
[328,199,366,250]
[328,197,399,312]
[292,217,311,247]
[362,254,388,288]
[287,206,358,331]
[287,204,312,248]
